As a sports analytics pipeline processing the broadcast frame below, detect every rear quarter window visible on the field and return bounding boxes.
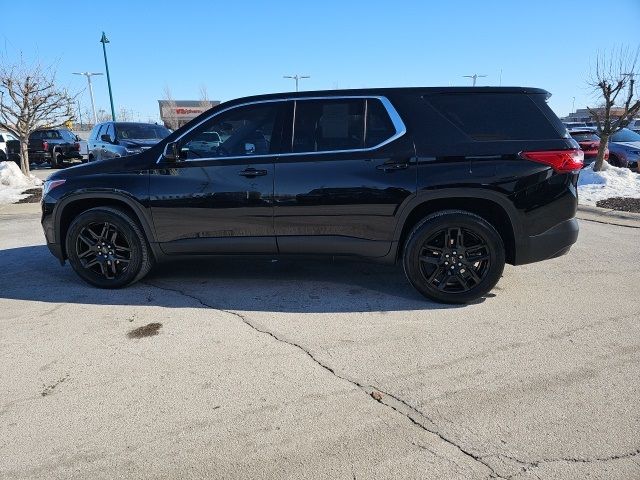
[427,93,561,141]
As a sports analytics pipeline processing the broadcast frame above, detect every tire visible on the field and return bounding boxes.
[402,210,505,304]
[608,154,626,168]
[65,207,153,288]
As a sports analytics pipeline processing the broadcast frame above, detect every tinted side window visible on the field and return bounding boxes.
[428,93,559,141]
[181,103,280,159]
[293,99,365,153]
[60,130,75,141]
[95,124,106,139]
[105,124,115,142]
[365,99,396,147]
[31,131,42,140]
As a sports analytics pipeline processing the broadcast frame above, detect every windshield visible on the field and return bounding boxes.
[116,124,171,140]
[611,128,640,143]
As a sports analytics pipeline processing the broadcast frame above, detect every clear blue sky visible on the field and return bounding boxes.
[2,0,639,122]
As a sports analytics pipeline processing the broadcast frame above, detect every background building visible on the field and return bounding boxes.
[158,100,220,129]
[562,106,627,124]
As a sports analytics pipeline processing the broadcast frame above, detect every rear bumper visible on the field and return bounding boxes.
[514,217,579,265]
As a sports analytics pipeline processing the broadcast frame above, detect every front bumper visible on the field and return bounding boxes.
[514,217,579,265]
[46,242,65,264]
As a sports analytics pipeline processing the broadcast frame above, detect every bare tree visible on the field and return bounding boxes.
[588,46,640,171]
[199,84,210,110]
[0,58,76,175]
[96,109,111,123]
[118,106,133,121]
[162,85,179,130]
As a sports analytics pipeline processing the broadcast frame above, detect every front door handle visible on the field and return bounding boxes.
[239,168,268,177]
[376,161,409,172]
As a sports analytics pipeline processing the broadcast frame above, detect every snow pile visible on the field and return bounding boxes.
[578,162,640,206]
[0,161,43,204]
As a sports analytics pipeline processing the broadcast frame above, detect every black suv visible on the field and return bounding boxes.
[88,122,171,162]
[42,88,582,303]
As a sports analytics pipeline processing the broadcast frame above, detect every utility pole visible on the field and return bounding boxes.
[100,32,116,121]
[76,101,83,127]
[72,72,103,124]
[283,74,310,92]
[463,74,487,86]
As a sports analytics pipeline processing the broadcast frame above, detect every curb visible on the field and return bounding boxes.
[576,204,640,228]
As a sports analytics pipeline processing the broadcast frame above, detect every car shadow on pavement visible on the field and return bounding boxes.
[0,245,473,312]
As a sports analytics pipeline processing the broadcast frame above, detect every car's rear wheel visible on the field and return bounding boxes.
[608,154,626,168]
[403,210,505,304]
[66,207,153,288]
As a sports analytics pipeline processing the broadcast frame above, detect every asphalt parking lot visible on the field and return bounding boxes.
[0,204,639,479]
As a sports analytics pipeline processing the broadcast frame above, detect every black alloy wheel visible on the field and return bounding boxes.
[419,226,491,293]
[66,207,153,288]
[75,221,132,280]
[403,210,505,304]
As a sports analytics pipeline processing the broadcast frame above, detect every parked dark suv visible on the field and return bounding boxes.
[41,88,582,303]
[88,122,171,161]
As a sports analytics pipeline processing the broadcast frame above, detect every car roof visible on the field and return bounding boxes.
[112,122,163,126]
[216,86,550,107]
[568,128,597,134]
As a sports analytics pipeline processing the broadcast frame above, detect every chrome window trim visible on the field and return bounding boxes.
[156,95,407,164]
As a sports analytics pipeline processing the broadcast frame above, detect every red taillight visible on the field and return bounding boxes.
[520,149,584,172]
[42,140,49,151]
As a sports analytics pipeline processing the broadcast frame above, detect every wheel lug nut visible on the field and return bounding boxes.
[445,261,449,265]
[459,255,463,259]
[450,266,455,269]
[458,263,462,266]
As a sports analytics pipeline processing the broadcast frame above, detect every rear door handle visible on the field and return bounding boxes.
[239,168,268,177]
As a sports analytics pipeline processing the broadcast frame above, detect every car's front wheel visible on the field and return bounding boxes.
[66,207,153,288]
[403,210,505,304]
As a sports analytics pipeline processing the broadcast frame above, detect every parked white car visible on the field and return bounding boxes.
[0,130,18,161]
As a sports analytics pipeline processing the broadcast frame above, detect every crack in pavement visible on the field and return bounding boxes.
[489,449,640,469]
[142,281,637,479]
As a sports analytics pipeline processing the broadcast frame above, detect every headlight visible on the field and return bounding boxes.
[43,179,66,196]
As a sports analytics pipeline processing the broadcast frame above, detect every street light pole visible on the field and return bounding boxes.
[283,74,310,92]
[572,97,576,113]
[463,74,488,86]
[72,72,103,124]
[100,32,116,121]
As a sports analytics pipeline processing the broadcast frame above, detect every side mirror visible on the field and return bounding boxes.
[244,143,256,154]
[101,134,112,143]
[162,141,180,161]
